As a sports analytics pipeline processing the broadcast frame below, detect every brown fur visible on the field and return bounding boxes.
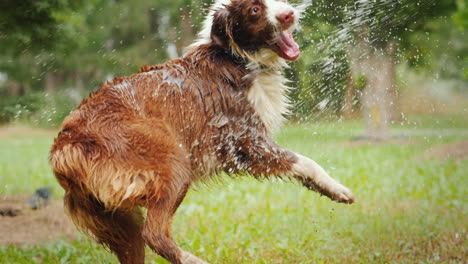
[50,1,354,263]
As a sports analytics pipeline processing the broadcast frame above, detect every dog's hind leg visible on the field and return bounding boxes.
[64,190,145,264]
[143,181,209,264]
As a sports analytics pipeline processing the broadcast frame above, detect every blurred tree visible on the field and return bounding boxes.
[0,0,465,127]
[454,0,468,29]
[453,0,468,79]
[0,0,90,95]
[0,0,211,95]
[0,0,86,53]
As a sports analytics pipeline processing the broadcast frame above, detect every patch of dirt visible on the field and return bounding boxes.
[0,196,77,246]
[417,141,468,161]
[0,125,57,139]
[341,137,413,147]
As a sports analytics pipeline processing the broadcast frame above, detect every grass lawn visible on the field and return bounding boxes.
[0,114,466,263]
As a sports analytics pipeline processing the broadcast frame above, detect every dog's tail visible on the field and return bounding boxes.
[51,139,146,262]
[50,131,147,209]
[50,141,91,192]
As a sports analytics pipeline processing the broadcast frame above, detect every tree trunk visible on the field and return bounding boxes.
[45,72,62,93]
[342,74,358,119]
[8,82,23,96]
[348,40,397,141]
[385,41,399,122]
[73,72,84,90]
[176,9,196,55]
[362,50,390,140]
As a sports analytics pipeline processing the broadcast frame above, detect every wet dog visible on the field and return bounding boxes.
[50,0,355,263]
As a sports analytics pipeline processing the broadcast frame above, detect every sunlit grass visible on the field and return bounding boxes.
[0,135,59,196]
[0,115,467,263]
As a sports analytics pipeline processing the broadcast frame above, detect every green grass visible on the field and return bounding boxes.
[0,115,467,263]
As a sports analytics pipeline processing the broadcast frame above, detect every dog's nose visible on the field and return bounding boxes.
[276,9,295,26]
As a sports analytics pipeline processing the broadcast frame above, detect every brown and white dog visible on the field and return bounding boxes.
[50,0,355,263]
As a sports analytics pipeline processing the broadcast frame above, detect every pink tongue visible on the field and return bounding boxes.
[273,30,300,61]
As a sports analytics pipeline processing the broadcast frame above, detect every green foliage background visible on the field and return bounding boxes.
[0,0,466,126]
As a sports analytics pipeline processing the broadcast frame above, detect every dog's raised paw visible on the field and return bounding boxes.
[332,184,356,204]
[181,251,210,264]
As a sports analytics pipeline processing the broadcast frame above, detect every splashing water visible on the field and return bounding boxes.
[292,0,440,127]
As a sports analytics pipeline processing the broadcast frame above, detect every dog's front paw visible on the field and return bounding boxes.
[181,251,210,264]
[330,184,355,204]
[301,177,356,204]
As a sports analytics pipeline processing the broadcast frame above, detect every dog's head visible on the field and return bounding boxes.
[192,0,301,67]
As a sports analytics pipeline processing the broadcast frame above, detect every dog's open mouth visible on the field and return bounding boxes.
[270,30,300,61]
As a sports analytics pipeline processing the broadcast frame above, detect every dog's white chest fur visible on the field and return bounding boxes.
[248,70,290,134]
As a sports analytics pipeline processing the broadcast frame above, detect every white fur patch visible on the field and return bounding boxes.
[292,154,331,183]
[291,153,355,202]
[264,0,296,26]
[247,65,290,134]
[181,251,209,264]
[189,0,232,48]
[246,48,289,69]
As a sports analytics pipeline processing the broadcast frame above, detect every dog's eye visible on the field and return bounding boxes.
[251,6,262,15]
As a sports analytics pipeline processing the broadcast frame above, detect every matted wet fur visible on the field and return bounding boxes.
[50,1,355,263]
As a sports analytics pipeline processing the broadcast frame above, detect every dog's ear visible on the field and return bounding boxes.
[210,9,232,48]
